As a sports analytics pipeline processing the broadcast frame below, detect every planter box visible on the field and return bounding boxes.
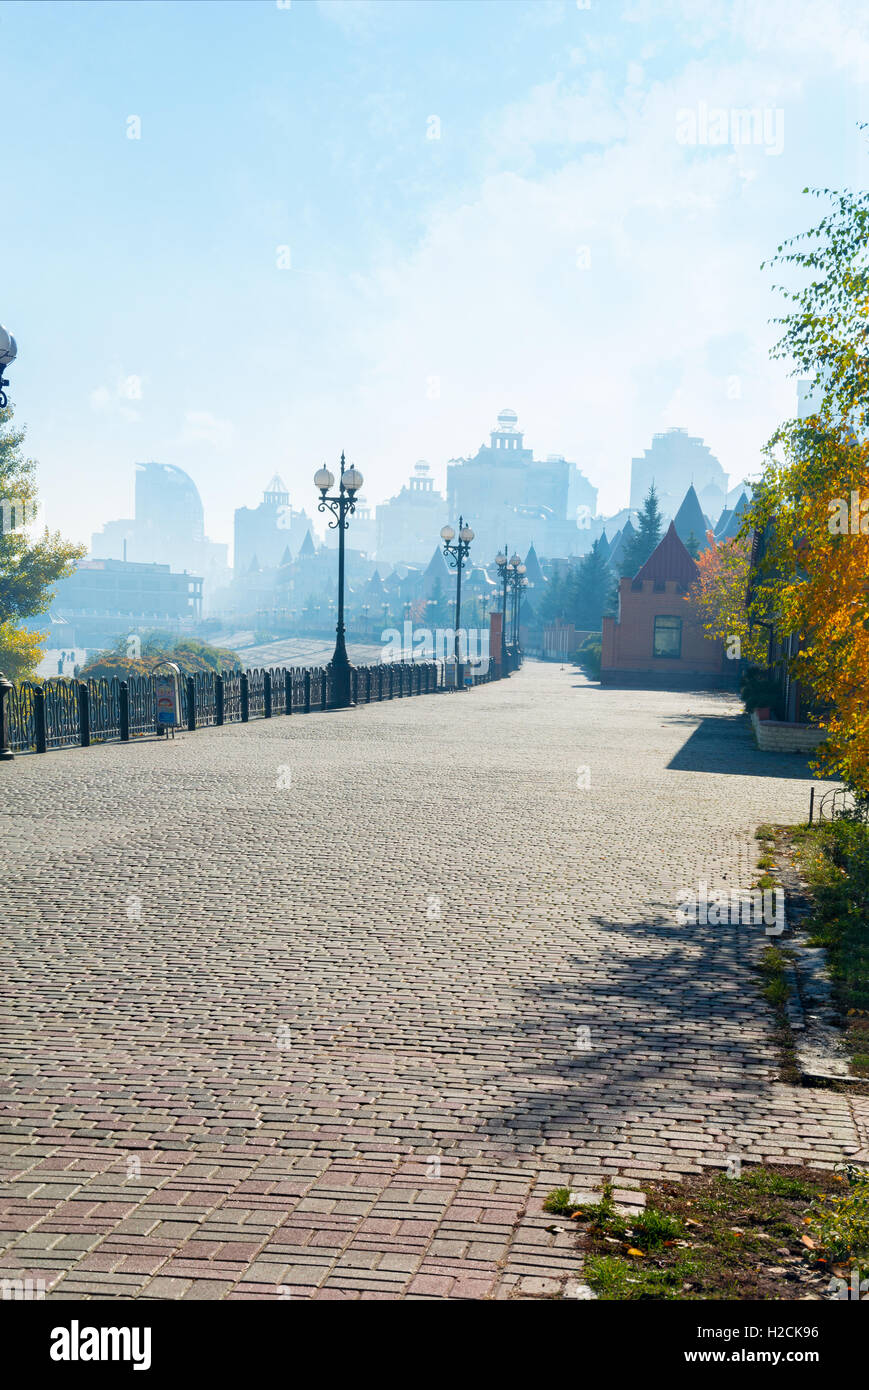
[751,710,826,753]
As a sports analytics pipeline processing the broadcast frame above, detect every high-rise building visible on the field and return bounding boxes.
[630,429,727,528]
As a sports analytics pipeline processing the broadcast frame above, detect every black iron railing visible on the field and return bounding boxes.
[0,656,503,759]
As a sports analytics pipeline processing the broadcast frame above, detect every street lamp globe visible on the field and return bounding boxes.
[517,563,526,575]
[342,465,364,493]
[495,552,507,567]
[0,326,17,368]
[459,524,474,544]
[440,525,455,542]
[509,552,521,567]
[314,466,335,494]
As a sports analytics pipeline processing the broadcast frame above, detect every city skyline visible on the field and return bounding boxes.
[3,0,868,551]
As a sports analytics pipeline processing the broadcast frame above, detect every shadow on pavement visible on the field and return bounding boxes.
[665,713,821,781]
[471,909,780,1159]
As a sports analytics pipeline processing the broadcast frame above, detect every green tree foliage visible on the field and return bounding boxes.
[620,483,663,576]
[568,539,614,628]
[0,405,86,677]
[539,543,615,629]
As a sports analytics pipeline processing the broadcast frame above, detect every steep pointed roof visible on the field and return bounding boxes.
[634,521,698,585]
[363,568,386,595]
[608,517,635,571]
[597,530,611,562]
[523,542,546,586]
[279,546,293,567]
[265,474,288,495]
[298,530,316,558]
[673,484,709,545]
[422,546,451,582]
[713,507,733,538]
[720,491,750,540]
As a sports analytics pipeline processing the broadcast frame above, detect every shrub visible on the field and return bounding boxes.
[574,635,602,680]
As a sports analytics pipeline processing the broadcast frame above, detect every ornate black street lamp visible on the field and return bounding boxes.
[495,549,525,671]
[0,325,18,410]
[441,516,474,687]
[495,545,510,672]
[315,452,364,709]
[511,569,529,656]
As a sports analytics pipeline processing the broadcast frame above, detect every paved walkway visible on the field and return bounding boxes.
[2,663,867,1299]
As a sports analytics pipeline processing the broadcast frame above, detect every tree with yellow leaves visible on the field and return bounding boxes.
[0,405,86,679]
[744,169,869,793]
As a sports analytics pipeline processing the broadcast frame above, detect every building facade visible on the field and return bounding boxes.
[446,409,597,562]
[375,462,448,565]
[234,475,315,574]
[601,522,727,686]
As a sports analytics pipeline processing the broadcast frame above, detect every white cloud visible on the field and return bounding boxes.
[180,410,236,451]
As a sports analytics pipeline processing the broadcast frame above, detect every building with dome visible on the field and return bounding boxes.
[91,461,229,609]
[445,409,597,562]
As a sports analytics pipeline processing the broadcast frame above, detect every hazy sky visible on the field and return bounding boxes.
[3,0,868,557]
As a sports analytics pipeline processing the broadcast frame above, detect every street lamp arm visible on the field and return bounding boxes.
[318,494,355,529]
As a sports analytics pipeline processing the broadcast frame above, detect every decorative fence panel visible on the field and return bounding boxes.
[7,681,37,753]
[248,668,266,719]
[88,678,121,742]
[193,671,217,727]
[1,656,477,759]
[128,676,156,737]
[222,672,243,723]
[44,680,81,750]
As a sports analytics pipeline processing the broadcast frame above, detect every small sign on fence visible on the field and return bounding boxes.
[152,661,182,737]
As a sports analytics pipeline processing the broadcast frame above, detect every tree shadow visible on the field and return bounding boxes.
[468,908,788,1162]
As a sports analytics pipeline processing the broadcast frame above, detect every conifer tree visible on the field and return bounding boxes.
[620,483,663,576]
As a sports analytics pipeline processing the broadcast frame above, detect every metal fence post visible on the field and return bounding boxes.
[119,681,130,742]
[0,673,13,760]
[389,665,394,699]
[264,671,272,718]
[34,683,47,753]
[186,675,196,732]
[285,668,293,716]
[78,682,90,747]
[321,670,328,711]
[304,670,311,713]
[240,671,250,722]
[215,673,224,725]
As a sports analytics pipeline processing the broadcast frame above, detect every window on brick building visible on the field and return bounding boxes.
[653,615,682,658]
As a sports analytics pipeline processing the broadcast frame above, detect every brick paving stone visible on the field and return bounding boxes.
[3,664,869,1300]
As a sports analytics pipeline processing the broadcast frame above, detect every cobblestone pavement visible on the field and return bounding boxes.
[2,663,868,1300]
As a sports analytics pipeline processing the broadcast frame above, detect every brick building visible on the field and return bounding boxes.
[601,522,728,687]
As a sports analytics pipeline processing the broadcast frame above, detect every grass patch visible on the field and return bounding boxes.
[755,824,779,843]
[755,945,799,1081]
[547,1164,869,1300]
[789,819,869,1076]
